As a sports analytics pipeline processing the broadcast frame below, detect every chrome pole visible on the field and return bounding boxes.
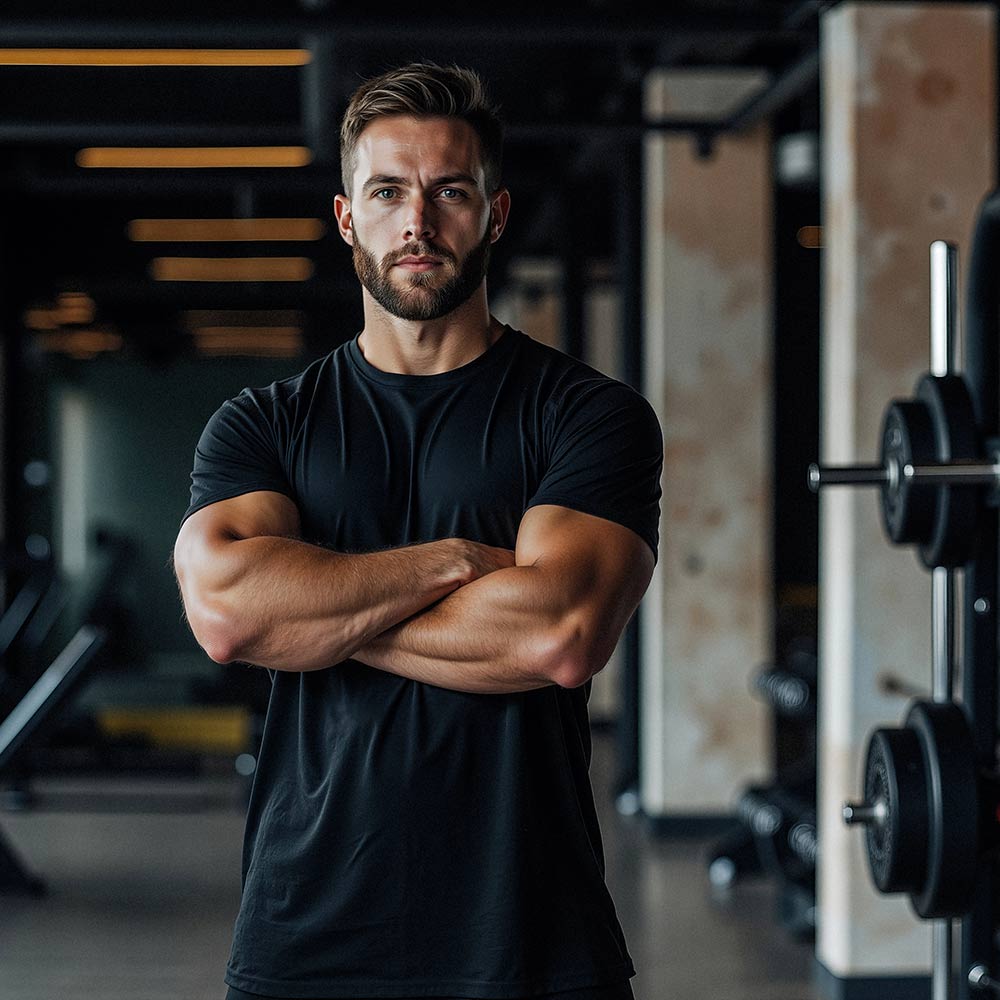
[930,239,959,1000]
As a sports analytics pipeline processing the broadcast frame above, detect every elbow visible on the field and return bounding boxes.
[200,630,242,665]
[546,614,594,689]
[188,602,245,664]
[179,584,247,665]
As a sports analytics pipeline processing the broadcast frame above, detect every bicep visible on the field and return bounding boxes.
[174,490,302,588]
[516,504,655,675]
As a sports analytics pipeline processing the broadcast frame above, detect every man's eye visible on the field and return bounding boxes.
[440,188,465,199]
[375,189,397,200]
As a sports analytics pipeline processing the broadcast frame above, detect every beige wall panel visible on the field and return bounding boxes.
[641,70,773,814]
[817,1,995,979]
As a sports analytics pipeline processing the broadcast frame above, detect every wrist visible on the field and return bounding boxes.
[432,538,475,590]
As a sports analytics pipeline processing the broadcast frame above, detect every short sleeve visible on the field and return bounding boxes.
[526,379,663,564]
[182,389,294,525]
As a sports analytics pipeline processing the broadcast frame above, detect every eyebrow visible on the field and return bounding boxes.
[361,173,480,193]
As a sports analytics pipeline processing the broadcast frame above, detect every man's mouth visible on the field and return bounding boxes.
[395,256,442,271]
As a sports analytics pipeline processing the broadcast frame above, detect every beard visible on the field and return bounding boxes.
[351,223,492,322]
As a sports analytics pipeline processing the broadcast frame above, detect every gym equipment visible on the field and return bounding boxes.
[706,629,819,941]
[812,242,990,913]
[0,625,107,894]
[809,246,996,571]
[752,646,816,719]
[809,186,1000,1000]
[847,700,984,918]
[0,547,66,717]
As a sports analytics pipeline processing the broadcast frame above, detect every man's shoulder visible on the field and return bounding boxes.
[513,332,650,418]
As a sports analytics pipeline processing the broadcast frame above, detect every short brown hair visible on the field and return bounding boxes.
[339,62,504,197]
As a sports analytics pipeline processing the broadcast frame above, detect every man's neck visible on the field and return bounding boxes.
[357,302,504,376]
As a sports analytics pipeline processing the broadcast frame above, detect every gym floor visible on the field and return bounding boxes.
[0,731,815,1000]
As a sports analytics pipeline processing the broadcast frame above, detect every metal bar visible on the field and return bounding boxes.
[930,240,959,376]
[934,919,954,1000]
[0,16,805,46]
[615,136,643,811]
[0,123,304,145]
[0,625,106,769]
[725,50,820,134]
[931,566,955,701]
[807,463,887,490]
[0,118,811,148]
[902,462,1000,484]
[930,234,960,1000]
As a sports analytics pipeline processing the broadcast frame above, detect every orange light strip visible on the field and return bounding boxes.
[182,308,304,328]
[151,257,314,282]
[196,326,302,339]
[78,147,313,169]
[199,343,302,358]
[24,291,97,330]
[0,48,311,67]
[196,330,303,358]
[129,218,326,242]
[36,330,123,356]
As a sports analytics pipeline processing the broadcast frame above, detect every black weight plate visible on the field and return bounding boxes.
[863,727,928,894]
[879,400,937,545]
[915,375,981,568]
[905,700,979,918]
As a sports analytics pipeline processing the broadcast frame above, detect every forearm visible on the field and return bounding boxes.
[351,564,578,693]
[179,535,464,672]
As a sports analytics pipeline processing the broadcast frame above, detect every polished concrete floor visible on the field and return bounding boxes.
[0,732,816,1000]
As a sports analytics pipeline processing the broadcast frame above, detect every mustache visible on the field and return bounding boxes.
[384,242,456,267]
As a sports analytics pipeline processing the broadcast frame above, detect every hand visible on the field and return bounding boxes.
[453,539,517,586]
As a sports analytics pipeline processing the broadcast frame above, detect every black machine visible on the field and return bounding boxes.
[0,624,107,894]
[0,527,135,895]
[809,189,1000,998]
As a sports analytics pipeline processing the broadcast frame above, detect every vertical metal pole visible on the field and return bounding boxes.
[960,190,1000,1000]
[615,137,643,810]
[930,240,959,378]
[929,239,958,1000]
[930,566,956,702]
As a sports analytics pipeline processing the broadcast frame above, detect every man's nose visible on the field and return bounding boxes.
[402,196,436,242]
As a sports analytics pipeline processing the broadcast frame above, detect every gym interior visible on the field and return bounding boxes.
[1,2,998,998]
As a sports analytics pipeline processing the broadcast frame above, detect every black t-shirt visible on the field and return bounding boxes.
[183,325,663,999]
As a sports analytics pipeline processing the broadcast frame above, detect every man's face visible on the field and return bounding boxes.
[334,115,509,321]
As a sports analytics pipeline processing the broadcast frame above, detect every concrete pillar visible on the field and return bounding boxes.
[641,70,773,820]
[816,3,995,991]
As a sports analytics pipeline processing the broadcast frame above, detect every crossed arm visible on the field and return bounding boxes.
[172,490,655,694]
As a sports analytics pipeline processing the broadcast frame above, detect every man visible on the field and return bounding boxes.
[173,62,662,1000]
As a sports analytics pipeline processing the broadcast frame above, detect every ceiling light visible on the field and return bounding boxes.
[128,218,326,242]
[77,147,313,169]
[150,257,314,281]
[182,309,305,329]
[0,48,310,67]
[195,326,302,339]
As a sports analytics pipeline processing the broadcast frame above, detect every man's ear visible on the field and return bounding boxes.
[489,188,511,243]
[333,194,354,246]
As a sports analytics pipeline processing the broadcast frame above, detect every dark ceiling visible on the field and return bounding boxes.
[0,2,826,361]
